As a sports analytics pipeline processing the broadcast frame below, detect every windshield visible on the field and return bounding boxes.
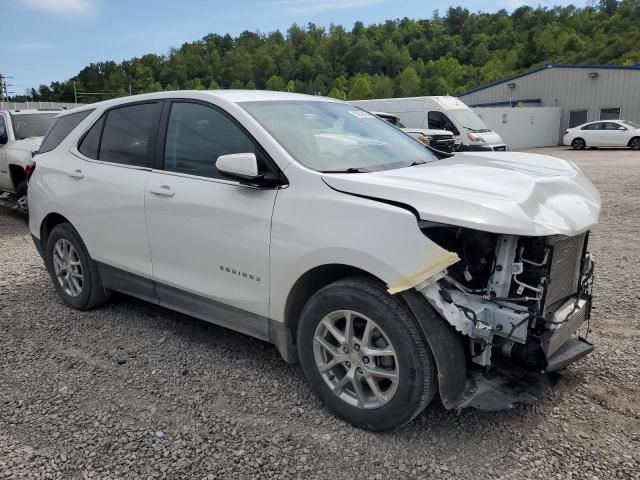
[10,113,57,140]
[242,101,437,172]
[623,120,640,129]
[448,109,490,133]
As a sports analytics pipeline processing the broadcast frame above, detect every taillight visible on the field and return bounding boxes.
[24,160,36,181]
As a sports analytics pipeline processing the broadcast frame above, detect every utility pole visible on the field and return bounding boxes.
[129,83,132,96]
[73,81,78,106]
[0,74,6,102]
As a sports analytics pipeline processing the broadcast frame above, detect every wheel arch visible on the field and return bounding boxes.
[39,212,74,258]
[274,263,384,363]
[9,164,26,190]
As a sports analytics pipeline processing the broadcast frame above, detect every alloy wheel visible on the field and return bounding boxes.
[630,138,640,150]
[52,239,84,297]
[16,195,28,214]
[573,138,585,150]
[313,310,399,409]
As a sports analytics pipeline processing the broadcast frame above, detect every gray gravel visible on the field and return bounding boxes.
[1,147,639,479]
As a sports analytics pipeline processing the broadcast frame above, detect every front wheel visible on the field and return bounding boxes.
[572,138,586,150]
[629,137,640,151]
[297,277,437,430]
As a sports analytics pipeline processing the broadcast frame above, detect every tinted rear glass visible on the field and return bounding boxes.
[39,110,93,153]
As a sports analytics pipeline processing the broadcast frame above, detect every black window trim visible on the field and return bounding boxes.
[155,98,288,188]
[75,100,163,170]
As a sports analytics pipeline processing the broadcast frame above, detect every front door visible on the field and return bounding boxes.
[144,100,277,317]
[0,114,11,190]
[600,122,627,146]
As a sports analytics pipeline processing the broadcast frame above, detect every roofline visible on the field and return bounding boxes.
[457,64,640,97]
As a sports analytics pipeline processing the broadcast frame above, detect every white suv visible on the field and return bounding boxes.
[29,91,600,430]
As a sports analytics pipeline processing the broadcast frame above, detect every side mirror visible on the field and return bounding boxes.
[215,153,279,187]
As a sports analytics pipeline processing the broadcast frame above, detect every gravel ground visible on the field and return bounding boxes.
[1,147,639,479]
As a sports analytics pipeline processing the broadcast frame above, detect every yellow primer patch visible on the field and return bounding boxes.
[387,247,460,295]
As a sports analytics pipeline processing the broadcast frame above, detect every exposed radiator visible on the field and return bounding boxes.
[543,233,587,314]
[540,298,589,357]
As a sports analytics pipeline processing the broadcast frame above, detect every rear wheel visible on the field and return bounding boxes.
[297,277,437,430]
[45,223,110,310]
[629,137,640,151]
[15,181,28,219]
[572,138,586,150]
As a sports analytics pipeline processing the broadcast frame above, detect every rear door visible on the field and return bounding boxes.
[144,99,278,318]
[68,101,162,279]
[580,122,603,145]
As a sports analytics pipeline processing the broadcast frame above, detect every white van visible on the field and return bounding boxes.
[352,96,507,151]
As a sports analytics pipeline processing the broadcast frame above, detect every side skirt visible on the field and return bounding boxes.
[95,262,295,359]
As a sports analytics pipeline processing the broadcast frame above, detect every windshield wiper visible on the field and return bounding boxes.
[409,160,427,166]
[320,167,371,173]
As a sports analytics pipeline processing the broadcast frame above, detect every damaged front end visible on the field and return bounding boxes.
[417,223,595,410]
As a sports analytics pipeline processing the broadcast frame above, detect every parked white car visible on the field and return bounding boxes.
[563,119,640,150]
[29,91,600,430]
[0,109,57,214]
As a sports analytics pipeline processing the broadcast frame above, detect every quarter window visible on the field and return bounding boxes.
[78,116,105,159]
[39,110,93,153]
[98,103,160,167]
[164,102,257,179]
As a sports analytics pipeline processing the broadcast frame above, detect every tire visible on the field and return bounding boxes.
[572,138,586,150]
[629,137,640,151]
[45,222,110,310]
[297,276,437,430]
[15,181,28,220]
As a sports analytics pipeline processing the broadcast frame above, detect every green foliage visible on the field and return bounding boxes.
[15,5,640,103]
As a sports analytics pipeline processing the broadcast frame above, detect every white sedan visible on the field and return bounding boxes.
[563,119,640,150]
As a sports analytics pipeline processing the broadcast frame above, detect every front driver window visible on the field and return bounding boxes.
[164,102,258,180]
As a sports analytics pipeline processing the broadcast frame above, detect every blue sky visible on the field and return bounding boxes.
[1,0,584,94]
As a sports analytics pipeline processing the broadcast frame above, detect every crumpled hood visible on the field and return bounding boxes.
[8,137,43,153]
[322,152,601,236]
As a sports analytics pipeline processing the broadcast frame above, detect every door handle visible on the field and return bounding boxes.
[68,169,84,179]
[149,185,175,197]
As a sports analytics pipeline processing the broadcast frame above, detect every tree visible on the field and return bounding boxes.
[266,75,286,91]
[397,66,421,96]
[348,76,373,99]
[328,87,345,99]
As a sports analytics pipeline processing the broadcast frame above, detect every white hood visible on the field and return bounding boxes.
[473,130,504,145]
[322,152,600,236]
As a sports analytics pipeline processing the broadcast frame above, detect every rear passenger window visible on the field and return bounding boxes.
[99,103,160,167]
[163,102,257,179]
[39,110,93,154]
[581,123,602,130]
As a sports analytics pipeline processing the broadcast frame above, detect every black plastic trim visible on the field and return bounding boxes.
[94,262,296,356]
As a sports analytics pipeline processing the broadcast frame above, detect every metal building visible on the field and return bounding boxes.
[457,64,640,143]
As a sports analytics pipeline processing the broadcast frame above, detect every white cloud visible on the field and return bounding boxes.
[18,0,94,16]
[9,42,56,50]
[263,0,386,15]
